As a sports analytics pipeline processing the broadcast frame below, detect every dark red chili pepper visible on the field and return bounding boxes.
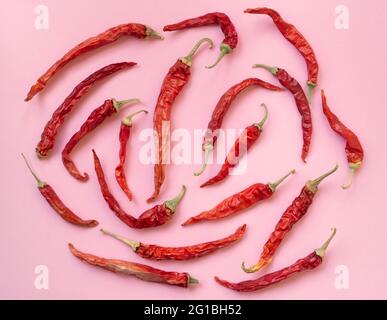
[254,64,312,162]
[100,224,246,261]
[62,98,139,181]
[195,78,282,176]
[148,38,213,202]
[93,150,186,229]
[21,154,98,227]
[68,243,198,288]
[216,228,336,292]
[242,165,338,273]
[183,170,295,226]
[245,7,319,102]
[36,62,136,158]
[25,24,163,101]
[321,90,364,189]
[163,12,238,68]
[201,104,268,188]
[115,110,148,201]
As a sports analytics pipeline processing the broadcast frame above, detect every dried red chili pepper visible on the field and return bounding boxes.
[254,64,312,162]
[321,90,364,189]
[215,228,336,292]
[195,78,282,176]
[242,165,338,273]
[93,150,186,229]
[245,7,319,102]
[183,170,295,226]
[21,154,98,227]
[25,24,163,101]
[148,38,213,202]
[100,224,246,261]
[115,110,148,201]
[68,243,198,288]
[163,12,238,68]
[62,98,139,181]
[36,62,136,158]
[201,104,268,188]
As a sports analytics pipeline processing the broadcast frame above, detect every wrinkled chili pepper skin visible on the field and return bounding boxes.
[36,62,136,158]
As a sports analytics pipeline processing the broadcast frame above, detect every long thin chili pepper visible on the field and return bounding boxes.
[148,38,213,202]
[100,224,246,261]
[195,78,282,176]
[163,12,238,68]
[68,244,198,288]
[254,64,312,162]
[242,165,338,273]
[21,154,98,227]
[245,7,319,102]
[62,98,139,181]
[25,24,163,101]
[216,228,336,292]
[321,90,363,189]
[36,62,136,158]
[201,104,268,188]
[93,150,186,228]
[183,169,295,226]
[115,110,148,201]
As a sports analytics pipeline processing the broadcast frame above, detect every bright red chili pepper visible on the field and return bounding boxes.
[215,228,336,292]
[22,154,98,227]
[321,90,364,189]
[36,62,136,158]
[25,24,163,101]
[163,12,238,68]
[242,165,338,273]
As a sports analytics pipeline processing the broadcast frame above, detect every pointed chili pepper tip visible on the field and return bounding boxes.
[342,162,361,190]
[268,169,296,192]
[254,103,269,130]
[306,164,339,193]
[145,26,164,40]
[188,275,199,285]
[315,228,337,258]
[194,143,213,176]
[252,63,279,75]
[205,43,232,69]
[164,185,187,213]
[122,109,148,126]
[112,98,141,112]
[21,153,46,188]
[100,228,140,251]
[180,38,214,67]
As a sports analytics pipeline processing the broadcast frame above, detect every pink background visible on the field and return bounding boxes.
[1,0,386,299]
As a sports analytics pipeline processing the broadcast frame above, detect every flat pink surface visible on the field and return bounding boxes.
[1,0,386,299]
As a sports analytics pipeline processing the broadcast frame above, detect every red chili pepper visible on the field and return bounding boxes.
[36,62,136,158]
[183,170,295,226]
[254,64,312,162]
[100,224,246,261]
[62,98,139,181]
[93,150,186,229]
[242,165,338,273]
[21,154,98,227]
[148,38,213,202]
[200,104,268,188]
[68,244,198,288]
[215,228,336,292]
[245,7,319,102]
[321,90,364,189]
[194,78,282,176]
[163,12,238,68]
[25,24,163,101]
[115,110,148,201]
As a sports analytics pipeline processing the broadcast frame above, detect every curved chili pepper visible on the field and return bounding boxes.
[163,12,238,68]
[62,98,139,181]
[100,224,246,261]
[254,64,312,162]
[245,7,319,102]
[201,104,268,188]
[21,154,98,227]
[321,90,364,189]
[148,38,213,202]
[25,24,163,101]
[216,228,336,292]
[242,165,338,273]
[36,62,136,158]
[68,244,198,288]
[195,78,282,176]
[183,170,295,226]
[93,150,186,229]
[115,110,148,201]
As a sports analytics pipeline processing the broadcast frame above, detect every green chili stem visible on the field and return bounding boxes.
[315,228,337,258]
[206,43,232,69]
[254,103,269,130]
[122,109,148,126]
[268,169,296,192]
[306,164,339,193]
[342,162,361,190]
[188,275,199,285]
[180,38,214,67]
[100,229,140,251]
[194,143,213,176]
[306,82,316,104]
[164,185,187,213]
[253,64,279,75]
[145,26,164,40]
[21,153,46,188]
[112,98,141,112]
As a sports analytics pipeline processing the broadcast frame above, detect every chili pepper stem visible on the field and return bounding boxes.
[145,26,164,40]
[100,229,140,251]
[315,228,337,258]
[252,64,279,75]
[254,103,269,130]
[342,162,361,190]
[306,164,339,193]
[206,43,232,69]
[307,82,316,104]
[179,38,214,67]
[188,276,199,285]
[21,153,46,188]
[268,169,296,192]
[194,144,213,176]
[122,109,148,126]
[164,185,187,212]
[112,98,141,112]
